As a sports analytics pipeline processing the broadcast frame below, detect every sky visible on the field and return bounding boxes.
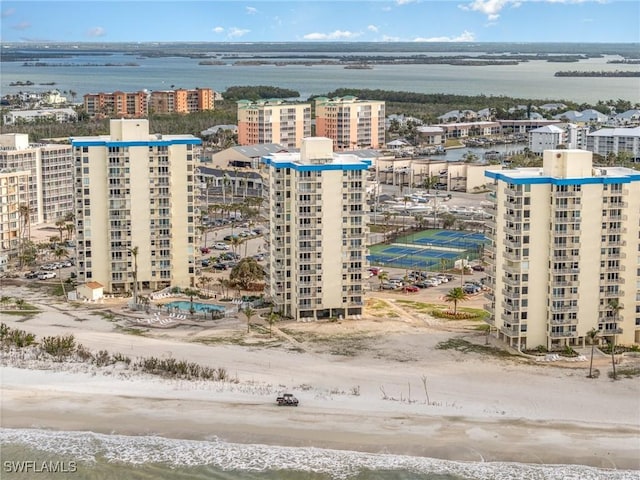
[1,0,639,44]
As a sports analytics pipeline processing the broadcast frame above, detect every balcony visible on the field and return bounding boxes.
[484,292,495,302]
[550,304,578,313]
[504,187,524,197]
[602,290,624,298]
[501,312,517,323]
[502,275,521,287]
[500,325,522,337]
[550,318,579,326]
[601,277,625,285]
[503,263,522,275]
[600,327,623,335]
[553,216,582,224]
[502,289,521,301]
[504,238,522,249]
[549,330,577,338]
[503,250,522,262]
[604,252,626,260]
[503,213,523,223]
[600,264,625,273]
[554,190,580,197]
[603,240,626,247]
[483,303,494,313]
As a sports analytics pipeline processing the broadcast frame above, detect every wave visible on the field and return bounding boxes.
[0,428,634,480]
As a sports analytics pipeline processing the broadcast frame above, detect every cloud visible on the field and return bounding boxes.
[11,21,31,31]
[87,27,106,37]
[459,0,595,21]
[1,7,16,18]
[396,0,418,4]
[413,30,476,42]
[228,27,250,38]
[213,26,225,33]
[459,0,510,21]
[245,6,257,15]
[303,30,361,40]
[367,25,379,33]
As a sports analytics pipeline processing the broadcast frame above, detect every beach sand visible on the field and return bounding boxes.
[1,283,639,471]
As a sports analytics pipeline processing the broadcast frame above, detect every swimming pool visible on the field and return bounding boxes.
[164,301,225,313]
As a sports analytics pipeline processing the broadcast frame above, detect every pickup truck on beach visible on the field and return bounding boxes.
[276,393,299,406]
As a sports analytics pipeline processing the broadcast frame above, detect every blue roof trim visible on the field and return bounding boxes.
[262,156,372,171]
[71,139,202,147]
[485,170,639,185]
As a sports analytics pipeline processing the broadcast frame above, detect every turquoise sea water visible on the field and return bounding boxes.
[2,50,639,103]
[0,429,634,480]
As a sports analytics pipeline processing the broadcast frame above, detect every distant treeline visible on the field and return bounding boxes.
[554,71,640,77]
[224,86,300,101]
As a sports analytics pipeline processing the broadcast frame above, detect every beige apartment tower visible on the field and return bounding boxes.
[484,149,640,349]
[315,96,385,150]
[237,99,311,149]
[71,119,201,293]
[263,137,370,320]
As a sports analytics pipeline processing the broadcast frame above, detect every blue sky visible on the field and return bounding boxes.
[1,0,638,43]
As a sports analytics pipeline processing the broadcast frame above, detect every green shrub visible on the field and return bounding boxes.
[41,335,76,360]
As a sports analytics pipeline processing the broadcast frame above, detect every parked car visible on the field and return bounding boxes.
[380,282,398,290]
[463,284,481,294]
[212,263,228,270]
[403,285,420,293]
[200,247,210,254]
[276,393,299,406]
[201,259,211,267]
[25,271,39,279]
[471,264,485,271]
[415,280,433,288]
[38,271,56,280]
[214,243,229,250]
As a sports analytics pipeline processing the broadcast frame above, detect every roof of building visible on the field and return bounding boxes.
[553,109,609,122]
[197,166,262,179]
[416,126,444,134]
[84,281,104,289]
[615,109,640,119]
[531,125,565,134]
[588,127,640,138]
[230,143,289,158]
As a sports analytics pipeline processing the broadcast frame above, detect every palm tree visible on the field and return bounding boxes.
[267,310,279,338]
[55,217,66,245]
[242,305,255,334]
[53,246,68,301]
[444,287,468,315]
[183,287,199,315]
[607,299,623,380]
[586,327,600,379]
[129,246,139,306]
[382,211,391,242]
[198,275,212,296]
[17,203,31,267]
[378,271,389,290]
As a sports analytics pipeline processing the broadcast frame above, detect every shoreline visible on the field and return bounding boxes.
[1,286,639,474]
[2,363,639,471]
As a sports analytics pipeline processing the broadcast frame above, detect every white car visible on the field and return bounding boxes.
[214,242,229,250]
[38,271,57,280]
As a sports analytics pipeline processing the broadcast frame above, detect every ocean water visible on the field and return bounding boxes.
[0,428,634,480]
[2,50,639,104]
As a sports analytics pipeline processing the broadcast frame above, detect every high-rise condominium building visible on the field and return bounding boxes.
[237,99,311,149]
[484,149,640,349]
[315,96,385,150]
[0,133,73,226]
[71,119,201,293]
[0,169,30,255]
[83,91,149,118]
[149,88,214,114]
[263,137,370,320]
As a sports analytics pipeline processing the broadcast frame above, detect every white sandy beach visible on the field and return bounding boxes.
[1,283,639,472]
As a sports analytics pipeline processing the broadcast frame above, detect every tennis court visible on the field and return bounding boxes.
[368,229,487,270]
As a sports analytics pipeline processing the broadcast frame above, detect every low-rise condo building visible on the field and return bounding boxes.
[149,88,214,114]
[83,91,149,118]
[484,149,640,349]
[263,137,370,320]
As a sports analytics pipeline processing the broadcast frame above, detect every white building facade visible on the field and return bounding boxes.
[0,133,73,225]
[484,149,640,349]
[586,127,640,161]
[263,137,370,320]
[71,119,201,293]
